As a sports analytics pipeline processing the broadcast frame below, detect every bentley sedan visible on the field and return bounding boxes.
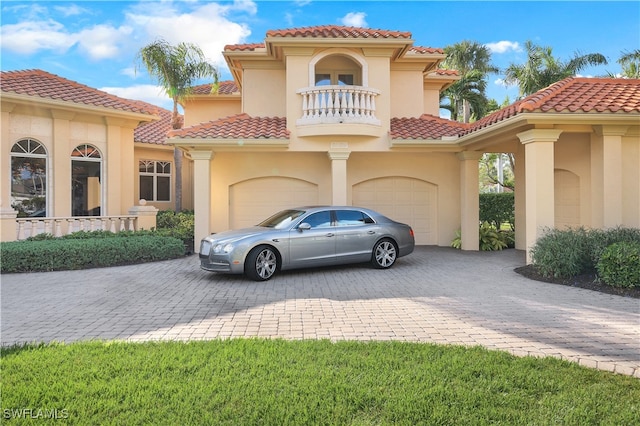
[199,206,415,281]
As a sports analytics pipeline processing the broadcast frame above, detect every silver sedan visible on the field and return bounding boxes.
[199,206,415,281]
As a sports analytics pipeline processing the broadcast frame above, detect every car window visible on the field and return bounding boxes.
[258,209,306,229]
[336,210,374,226]
[301,211,332,228]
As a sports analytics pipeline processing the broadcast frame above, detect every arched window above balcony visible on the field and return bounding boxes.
[307,49,369,87]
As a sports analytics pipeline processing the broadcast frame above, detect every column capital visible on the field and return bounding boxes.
[327,150,351,161]
[517,129,563,144]
[456,151,483,161]
[593,125,629,137]
[189,150,214,161]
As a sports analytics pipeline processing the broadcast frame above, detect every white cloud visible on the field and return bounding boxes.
[124,1,254,67]
[0,20,75,54]
[340,12,367,27]
[54,4,88,17]
[100,84,173,110]
[77,24,134,60]
[485,41,521,54]
[2,1,255,67]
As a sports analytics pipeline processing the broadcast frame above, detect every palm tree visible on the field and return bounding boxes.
[440,69,489,122]
[136,39,219,212]
[441,41,498,122]
[504,40,608,97]
[617,49,640,78]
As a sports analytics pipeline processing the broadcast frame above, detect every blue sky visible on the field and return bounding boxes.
[2,1,639,112]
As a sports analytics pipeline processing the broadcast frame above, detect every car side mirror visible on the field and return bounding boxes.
[298,223,311,232]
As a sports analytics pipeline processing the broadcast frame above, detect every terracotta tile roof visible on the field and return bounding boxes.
[409,46,445,54]
[433,69,459,76]
[192,80,239,95]
[224,43,265,52]
[390,114,468,139]
[465,77,640,135]
[1,69,156,115]
[266,25,412,39]
[134,102,180,145]
[169,114,289,139]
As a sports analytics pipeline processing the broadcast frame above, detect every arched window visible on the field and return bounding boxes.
[71,144,103,216]
[10,139,48,217]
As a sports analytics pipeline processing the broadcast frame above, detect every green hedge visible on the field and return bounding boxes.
[596,241,640,288]
[479,192,514,230]
[1,235,185,273]
[531,227,640,286]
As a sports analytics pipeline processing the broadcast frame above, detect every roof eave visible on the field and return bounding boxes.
[2,92,158,123]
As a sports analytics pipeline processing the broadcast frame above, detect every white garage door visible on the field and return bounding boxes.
[353,177,437,245]
[229,177,319,229]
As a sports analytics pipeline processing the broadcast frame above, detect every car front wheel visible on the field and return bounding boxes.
[371,239,397,269]
[245,245,278,281]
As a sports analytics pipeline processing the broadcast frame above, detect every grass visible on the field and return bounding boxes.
[2,339,639,425]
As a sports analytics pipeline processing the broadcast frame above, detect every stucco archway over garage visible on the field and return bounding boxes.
[353,177,437,245]
[229,177,319,229]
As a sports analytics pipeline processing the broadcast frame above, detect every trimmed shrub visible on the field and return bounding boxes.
[530,227,592,279]
[531,227,640,280]
[596,242,640,288]
[479,192,514,230]
[1,236,185,273]
[156,210,195,253]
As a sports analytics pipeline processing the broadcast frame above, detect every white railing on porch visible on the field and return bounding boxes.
[15,216,138,240]
[296,85,381,125]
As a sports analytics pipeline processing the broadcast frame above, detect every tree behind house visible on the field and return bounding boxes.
[136,40,219,212]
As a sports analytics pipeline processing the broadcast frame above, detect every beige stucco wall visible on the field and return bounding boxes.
[622,134,640,227]
[243,68,286,117]
[390,68,425,118]
[183,97,241,127]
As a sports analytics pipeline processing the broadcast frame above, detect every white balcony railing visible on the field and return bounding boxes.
[15,216,137,240]
[296,85,381,126]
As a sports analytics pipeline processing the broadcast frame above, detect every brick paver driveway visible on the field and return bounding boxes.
[2,246,639,377]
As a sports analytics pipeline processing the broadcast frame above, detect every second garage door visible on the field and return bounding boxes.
[353,177,437,245]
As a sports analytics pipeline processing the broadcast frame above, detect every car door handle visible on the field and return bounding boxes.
[326,233,334,237]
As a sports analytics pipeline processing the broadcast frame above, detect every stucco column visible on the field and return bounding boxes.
[518,129,562,263]
[51,111,75,217]
[593,126,627,228]
[191,150,213,253]
[457,151,483,251]
[513,145,526,250]
[328,150,350,205]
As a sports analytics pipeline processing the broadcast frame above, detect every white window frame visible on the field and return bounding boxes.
[139,160,172,202]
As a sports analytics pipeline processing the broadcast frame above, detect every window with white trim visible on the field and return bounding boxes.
[10,138,48,217]
[139,160,171,202]
[71,144,102,216]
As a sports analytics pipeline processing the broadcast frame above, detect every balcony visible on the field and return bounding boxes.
[296,85,381,129]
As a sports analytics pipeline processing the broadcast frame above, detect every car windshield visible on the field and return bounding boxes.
[257,209,306,229]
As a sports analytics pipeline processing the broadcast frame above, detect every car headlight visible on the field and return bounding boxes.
[213,243,234,254]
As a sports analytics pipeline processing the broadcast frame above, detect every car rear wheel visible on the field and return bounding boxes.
[245,245,278,281]
[371,239,397,269]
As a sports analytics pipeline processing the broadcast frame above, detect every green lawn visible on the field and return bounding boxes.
[2,339,638,425]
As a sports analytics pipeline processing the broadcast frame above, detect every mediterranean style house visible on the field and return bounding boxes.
[2,25,639,263]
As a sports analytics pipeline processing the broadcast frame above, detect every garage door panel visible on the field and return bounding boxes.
[230,177,318,229]
[353,177,437,245]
